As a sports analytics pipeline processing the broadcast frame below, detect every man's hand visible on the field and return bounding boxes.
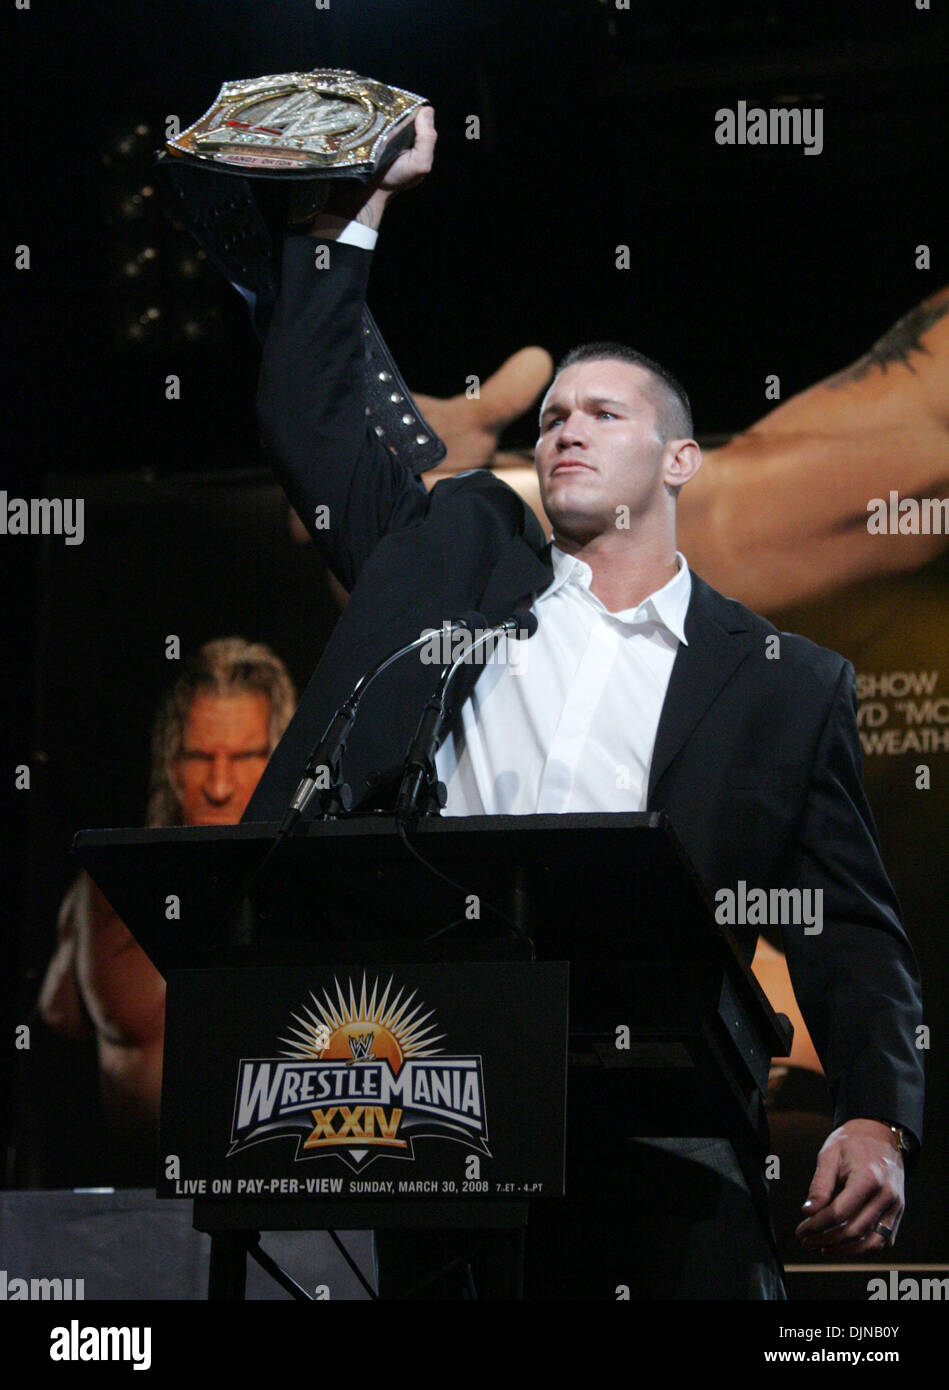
[286,345,554,576]
[414,346,553,475]
[316,105,437,233]
[796,1119,906,1256]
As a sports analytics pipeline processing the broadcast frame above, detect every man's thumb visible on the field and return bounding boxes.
[480,347,553,427]
[803,1144,839,1212]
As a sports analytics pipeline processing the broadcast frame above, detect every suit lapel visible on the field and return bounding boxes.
[647,573,752,801]
[479,533,553,624]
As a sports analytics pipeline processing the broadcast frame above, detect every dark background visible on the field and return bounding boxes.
[4,0,945,1276]
[8,0,944,472]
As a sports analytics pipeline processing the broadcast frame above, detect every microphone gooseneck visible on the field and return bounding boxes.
[280,612,484,834]
[395,609,538,821]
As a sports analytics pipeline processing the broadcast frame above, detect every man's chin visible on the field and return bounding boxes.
[543,501,611,541]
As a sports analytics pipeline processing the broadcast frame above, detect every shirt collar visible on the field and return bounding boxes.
[540,543,692,645]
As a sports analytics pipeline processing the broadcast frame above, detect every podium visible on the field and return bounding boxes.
[74,812,792,1299]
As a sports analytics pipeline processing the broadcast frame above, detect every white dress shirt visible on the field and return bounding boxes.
[435,546,692,815]
[311,215,379,251]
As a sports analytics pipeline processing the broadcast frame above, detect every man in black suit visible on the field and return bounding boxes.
[243,107,924,1298]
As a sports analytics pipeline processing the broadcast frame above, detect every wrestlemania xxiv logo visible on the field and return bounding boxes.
[229,975,490,1172]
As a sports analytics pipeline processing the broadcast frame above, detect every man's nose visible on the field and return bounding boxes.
[555,411,588,448]
[203,755,235,803]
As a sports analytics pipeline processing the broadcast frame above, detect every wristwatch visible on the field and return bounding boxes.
[883,1121,918,1156]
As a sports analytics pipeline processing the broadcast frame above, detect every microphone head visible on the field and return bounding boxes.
[510,608,539,640]
[455,610,490,633]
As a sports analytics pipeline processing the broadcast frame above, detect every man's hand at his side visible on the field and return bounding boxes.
[312,104,438,235]
[796,1119,906,1256]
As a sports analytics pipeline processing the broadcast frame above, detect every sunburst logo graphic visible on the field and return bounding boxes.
[230,974,490,1172]
[279,975,445,1074]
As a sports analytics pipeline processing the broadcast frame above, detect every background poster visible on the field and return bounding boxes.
[5,0,945,1296]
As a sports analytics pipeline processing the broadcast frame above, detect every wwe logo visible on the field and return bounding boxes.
[260,95,357,138]
[347,1033,377,1064]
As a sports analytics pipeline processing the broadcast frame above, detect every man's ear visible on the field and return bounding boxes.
[665,438,702,491]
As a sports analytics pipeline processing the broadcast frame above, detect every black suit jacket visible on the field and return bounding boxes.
[245,236,924,1149]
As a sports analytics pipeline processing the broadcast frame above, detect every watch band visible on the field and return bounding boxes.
[885,1122,917,1155]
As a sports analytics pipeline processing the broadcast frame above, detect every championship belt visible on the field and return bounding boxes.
[156,70,446,473]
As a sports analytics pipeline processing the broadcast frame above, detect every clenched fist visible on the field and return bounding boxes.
[314,105,438,233]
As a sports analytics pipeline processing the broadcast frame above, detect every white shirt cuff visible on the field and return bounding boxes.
[310,214,378,251]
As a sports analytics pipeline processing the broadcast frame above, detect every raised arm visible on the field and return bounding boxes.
[256,107,439,593]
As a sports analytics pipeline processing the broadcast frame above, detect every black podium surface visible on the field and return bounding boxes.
[75,811,757,953]
[75,811,789,1068]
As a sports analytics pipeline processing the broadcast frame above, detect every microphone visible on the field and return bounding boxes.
[395,608,538,820]
[228,610,534,953]
[507,608,539,641]
[279,612,482,833]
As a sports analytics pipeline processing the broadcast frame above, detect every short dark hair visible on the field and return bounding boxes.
[553,342,693,443]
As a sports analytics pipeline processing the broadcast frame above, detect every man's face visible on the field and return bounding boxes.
[171,692,271,826]
[535,359,668,538]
